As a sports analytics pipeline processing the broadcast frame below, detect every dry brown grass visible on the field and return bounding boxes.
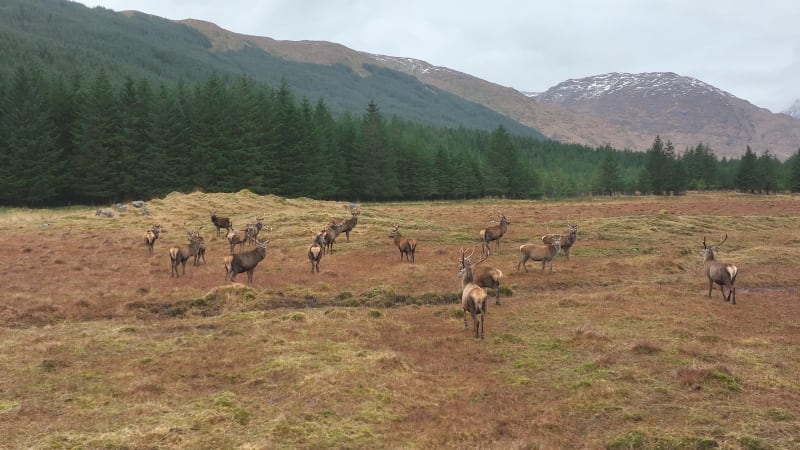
[1,191,800,449]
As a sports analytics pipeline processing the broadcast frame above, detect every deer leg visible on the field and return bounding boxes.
[708,279,714,298]
[730,286,736,305]
[495,288,501,306]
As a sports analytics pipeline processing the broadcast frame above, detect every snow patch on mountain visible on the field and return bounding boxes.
[782,99,800,119]
[369,54,455,76]
[533,72,737,104]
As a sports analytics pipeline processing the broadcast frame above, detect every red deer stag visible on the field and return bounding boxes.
[144,224,162,255]
[701,234,738,304]
[169,231,205,277]
[518,235,561,272]
[543,222,579,261]
[339,204,361,241]
[389,223,417,263]
[459,248,504,305]
[210,212,233,237]
[457,249,488,339]
[246,217,266,246]
[480,212,510,256]
[227,228,250,253]
[308,231,326,274]
[225,238,269,283]
[323,220,344,254]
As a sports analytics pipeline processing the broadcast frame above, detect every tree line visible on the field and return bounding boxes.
[1,66,799,207]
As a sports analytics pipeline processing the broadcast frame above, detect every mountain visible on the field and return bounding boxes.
[0,0,542,139]
[532,73,800,160]
[4,0,799,160]
[178,20,800,160]
[783,99,800,119]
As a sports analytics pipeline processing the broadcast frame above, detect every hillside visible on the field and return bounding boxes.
[4,0,799,160]
[0,0,542,138]
[179,21,800,160]
[533,73,800,160]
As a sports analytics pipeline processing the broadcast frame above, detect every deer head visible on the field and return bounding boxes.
[701,234,727,260]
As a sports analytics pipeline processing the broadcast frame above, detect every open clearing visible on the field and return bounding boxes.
[1,192,799,449]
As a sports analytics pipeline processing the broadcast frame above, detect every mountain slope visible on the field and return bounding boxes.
[180,19,648,152]
[783,99,800,119]
[0,0,542,138]
[533,73,800,159]
[180,20,800,160]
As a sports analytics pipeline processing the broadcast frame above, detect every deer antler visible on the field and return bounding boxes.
[716,234,728,248]
[702,236,708,249]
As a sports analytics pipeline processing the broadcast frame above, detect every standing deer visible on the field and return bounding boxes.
[227,229,250,253]
[389,223,417,263]
[543,222,579,261]
[480,212,510,256]
[339,204,361,241]
[189,230,206,266]
[144,224,162,255]
[701,234,738,304]
[225,238,269,283]
[307,228,327,274]
[518,235,561,272]
[169,232,205,277]
[457,249,488,339]
[459,248,504,305]
[323,220,344,254]
[210,212,233,237]
[246,217,266,246]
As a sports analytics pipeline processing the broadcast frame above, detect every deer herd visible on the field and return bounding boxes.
[144,205,740,340]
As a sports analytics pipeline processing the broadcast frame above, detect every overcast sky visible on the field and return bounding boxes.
[75,0,800,113]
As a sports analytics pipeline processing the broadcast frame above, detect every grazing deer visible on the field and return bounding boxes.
[339,204,361,241]
[169,232,205,277]
[225,238,269,283]
[144,224,162,255]
[459,249,504,305]
[457,249,488,339]
[518,235,561,272]
[543,222,579,261]
[480,212,510,256]
[701,234,738,304]
[210,212,233,237]
[389,223,417,263]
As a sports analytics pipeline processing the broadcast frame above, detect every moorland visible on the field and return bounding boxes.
[1,191,799,449]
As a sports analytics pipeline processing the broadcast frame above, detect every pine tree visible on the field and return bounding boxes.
[0,66,64,205]
[788,149,800,193]
[596,152,623,195]
[483,125,514,197]
[117,76,153,199]
[683,142,718,190]
[353,101,399,200]
[757,150,781,193]
[735,146,759,193]
[70,68,119,203]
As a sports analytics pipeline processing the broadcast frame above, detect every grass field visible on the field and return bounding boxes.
[1,191,799,449]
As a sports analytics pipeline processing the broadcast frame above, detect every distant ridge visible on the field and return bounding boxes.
[180,18,800,159]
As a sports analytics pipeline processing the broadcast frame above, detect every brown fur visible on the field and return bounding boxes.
[389,224,417,263]
[701,235,738,304]
[480,213,510,256]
